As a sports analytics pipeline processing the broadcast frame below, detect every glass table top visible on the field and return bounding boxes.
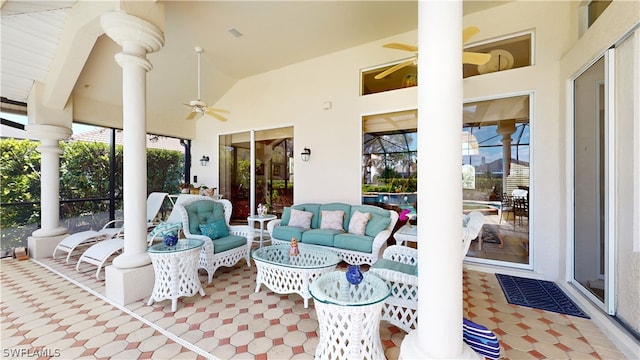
[252,244,341,269]
[148,239,204,253]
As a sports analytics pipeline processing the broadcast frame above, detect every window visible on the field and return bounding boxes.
[361,62,417,95]
[362,110,417,205]
[463,32,533,78]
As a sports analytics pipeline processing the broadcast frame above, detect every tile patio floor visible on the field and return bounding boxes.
[0,250,627,359]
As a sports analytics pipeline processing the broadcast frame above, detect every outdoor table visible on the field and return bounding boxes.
[309,271,390,360]
[147,238,205,312]
[247,214,277,248]
[252,244,341,308]
[394,223,417,247]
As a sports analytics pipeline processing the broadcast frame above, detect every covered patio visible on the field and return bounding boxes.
[2,0,639,358]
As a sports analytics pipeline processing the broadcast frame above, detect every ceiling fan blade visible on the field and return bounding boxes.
[186,110,198,120]
[374,58,416,80]
[462,26,481,43]
[204,109,228,122]
[382,43,418,53]
[463,51,491,65]
[206,107,230,114]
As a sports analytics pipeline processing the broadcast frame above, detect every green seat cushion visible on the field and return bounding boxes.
[371,258,417,276]
[199,219,228,239]
[301,229,339,247]
[212,235,247,254]
[333,233,373,253]
[272,226,306,242]
[185,200,225,235]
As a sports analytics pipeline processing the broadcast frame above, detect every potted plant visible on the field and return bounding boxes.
[178,183,191,194]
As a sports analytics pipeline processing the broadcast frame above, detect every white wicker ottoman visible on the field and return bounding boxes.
[147,239,206,312]
[309,271,390,360]
[252,244,341,308]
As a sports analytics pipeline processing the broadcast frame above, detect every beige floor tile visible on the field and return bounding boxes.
[527,326,559,344]
[90,337,126,357]
[533,341,570,359]
[125,326,156,343]
[151,342,185,359]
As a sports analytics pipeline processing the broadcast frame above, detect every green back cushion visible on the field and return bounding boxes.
[349,205,391,237]
[365,213,391,237]
[319,203,351,230]
[185,200,225,235]
[199,219,229,239]
[281,203,321,228]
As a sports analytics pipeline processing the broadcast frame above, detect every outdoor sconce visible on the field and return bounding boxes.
[301,148,311,162]
[200,155,210,166]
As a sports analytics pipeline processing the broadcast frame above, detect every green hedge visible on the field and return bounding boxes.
[0,138,184,253]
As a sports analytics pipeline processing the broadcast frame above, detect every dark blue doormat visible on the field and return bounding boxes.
[496,274,590,319]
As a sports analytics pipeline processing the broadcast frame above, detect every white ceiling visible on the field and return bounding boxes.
[1,1,509,123]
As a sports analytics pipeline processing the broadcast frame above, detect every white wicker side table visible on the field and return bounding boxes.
[309,271,390,360]
[252,244,341,308]
[147,239,205,312]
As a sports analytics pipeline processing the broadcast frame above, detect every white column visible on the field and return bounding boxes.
[25,125,72,237]
[498,120,516,193]
[101,11,164,269]
[400,1,478,359]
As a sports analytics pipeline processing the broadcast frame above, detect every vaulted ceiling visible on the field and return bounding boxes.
[1,1,509,124]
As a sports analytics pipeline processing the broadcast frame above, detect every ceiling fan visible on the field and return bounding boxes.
[374,26,492,80]
[184,46,229,121]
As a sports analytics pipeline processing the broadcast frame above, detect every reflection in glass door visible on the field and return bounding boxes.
[462,95,531,265]
[573,53,612,312]
[219,127,294,223]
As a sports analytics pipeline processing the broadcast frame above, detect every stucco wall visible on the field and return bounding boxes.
[194,0,575,281]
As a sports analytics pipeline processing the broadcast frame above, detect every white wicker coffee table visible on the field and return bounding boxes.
[147,239,205,312]
[252,244,341,308]
[309,271,390,360]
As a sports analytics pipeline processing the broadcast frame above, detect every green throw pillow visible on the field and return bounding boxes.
[149,222,182,237]
[199,219,229,239]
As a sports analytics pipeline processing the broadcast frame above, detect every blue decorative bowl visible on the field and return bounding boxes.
[163,234,178,247]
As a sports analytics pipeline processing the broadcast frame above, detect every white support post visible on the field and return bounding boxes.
[400,1,479,359]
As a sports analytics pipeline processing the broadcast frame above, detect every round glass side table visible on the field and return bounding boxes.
[309,271,390,360]
[147,238,205,312]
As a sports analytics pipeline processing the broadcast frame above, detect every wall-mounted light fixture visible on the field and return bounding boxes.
[200,155,210,166]
[300,148,311,162]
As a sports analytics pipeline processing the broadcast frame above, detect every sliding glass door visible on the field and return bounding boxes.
[219,127,294,222]
[572,52,613,312]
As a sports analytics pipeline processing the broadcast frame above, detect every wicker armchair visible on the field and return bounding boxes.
[369,245,419,332]
[176,197,252,284]
[369,211,484,333]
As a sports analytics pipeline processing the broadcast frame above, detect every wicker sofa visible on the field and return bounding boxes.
[266,202,398,265]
